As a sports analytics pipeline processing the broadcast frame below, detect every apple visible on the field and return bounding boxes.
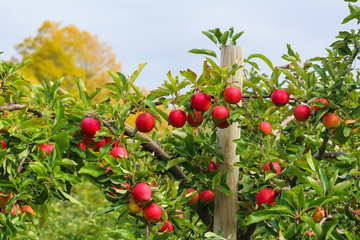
[186,188,199,205]
[259,122,272,135]
[136,113,155,133]
[345,120,359,134]
[256,188,276,208]
[312,207,325,223]
[105,137,113,144]
[293,105,311,121]
[82,133,97,148]
[11,203,22,216]
[218,120,230,129]
[127,198,143,214]
[208,161,216,171]
[1,140,5,149]
[200,190,214,204]
[22,205,36,216]
[313,98,329,112]
[158,220,173,233]
[173,209,183,218]
[77,142,86,151]
[111,147,128,159]
[264,162,281,177]
[143,203,162,222]
[95,139,106,152]
[224,86,242,104]
[322,113,341,129]
[199,161,216,173]
[81,117,100,136]
[271,89,289,107]
[169,110,186,128]
[39,144,54,157]
[191,93,212,112]
[187,111,203,127]
[306,231,313,236]
[133,183,152,203]
[211,106,228,122]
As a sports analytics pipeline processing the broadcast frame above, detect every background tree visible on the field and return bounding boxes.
[15,21,122,95]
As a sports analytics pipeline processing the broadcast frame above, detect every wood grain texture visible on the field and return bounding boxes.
[213,45,244,240]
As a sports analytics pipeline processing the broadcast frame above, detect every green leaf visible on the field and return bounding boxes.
[306,150,316,172]
[319,168,328,195]
[60,190,81,205]
[231,31,244,45]
[184,134,195,156]
[246,206,293,225]
[220,31,229,45]
[247,54,274,70]
[75,77,86,103]
[331,181,352,195]
[79,166,107,177]
[307,177,323,196]
[129,63,147,83]
[202,31,217,45]
[55,131,70,153]
[113,228,136,240]
[166,157,187,170]
[29,162,47,175]
[143,99,157,112]
[189,49,217,58]
[129,82,143,98]
[108,71,123,93]
[39,203,49,229]
[342,3,360,24]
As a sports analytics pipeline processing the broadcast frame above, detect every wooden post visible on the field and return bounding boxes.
[213,45,244,240]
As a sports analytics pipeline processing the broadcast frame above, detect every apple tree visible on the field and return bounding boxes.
[1,1,360,239]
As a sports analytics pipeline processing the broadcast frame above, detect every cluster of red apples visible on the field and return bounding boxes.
[0,192,37,217]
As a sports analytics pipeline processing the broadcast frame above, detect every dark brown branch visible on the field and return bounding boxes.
[239,223,258,240]
[314,151,347,160]
[318,133,329,157]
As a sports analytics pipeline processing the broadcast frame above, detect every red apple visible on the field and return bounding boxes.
[293,105,311,121]
[77,142,86,151]
[143,203,162,222]
[200,190,214,204]
[224,86,242,104]
[211,106,228,122]
[322,113,341,129]
[264,162,281,177]
[82,133,97,148]
[218,120,230,129]
[313,98,329,112]
[191,93,212,112]
[39,144,54,157]
[136,113,155,133]
[127,198,143,214]
[105,137,113,144]
[158,220,173,233]
[81,118,100,136]
[256,188,276,208]
[259,122,272,135]
[173,209,183,218]
[187,111,203,127]
[1,140,5,149]
[186,188,199,205]
[111,147,128,159]
[11,203,22,216]
[22,205,36,216]
[95,139,106,152]
[133,183,152,203]
[271,89,289,107]
[208,161,216,171]
[169,110,186,128]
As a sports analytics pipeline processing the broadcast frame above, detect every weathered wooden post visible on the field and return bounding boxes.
[213,45,244,240]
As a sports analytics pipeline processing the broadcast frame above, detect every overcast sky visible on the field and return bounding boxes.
[0,0,358,90]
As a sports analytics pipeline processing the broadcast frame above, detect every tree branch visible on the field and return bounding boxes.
[0,104,45,117]
[314,151,347,160]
